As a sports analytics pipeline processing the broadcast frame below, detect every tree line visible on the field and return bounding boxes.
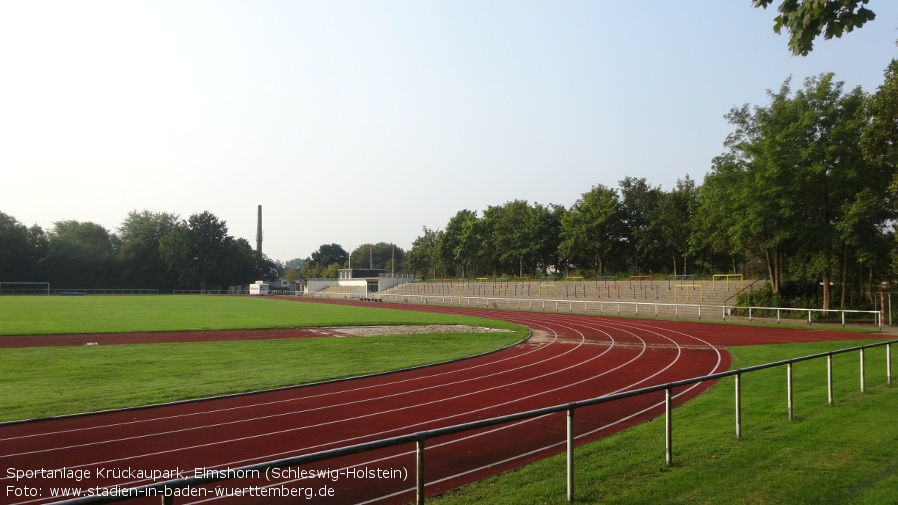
[0,210,279,291]
[407,68,898,312]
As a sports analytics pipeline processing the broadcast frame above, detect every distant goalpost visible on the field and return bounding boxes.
[0,281,50,295]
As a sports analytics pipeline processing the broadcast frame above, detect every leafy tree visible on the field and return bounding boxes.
[753,0,877,55]
[116,210,180,289]
[442,210,482,278]
[158,211,254,290]
[0,212,46,281]
[559,185,622,275]
[710,74,888,310]
[483,200,535,276]
[283,266,304,284]
[283,257,306,270]
[44,220,118,288]
[310,243,348,268]
[618,177,665,273]
[863,57,898,170]
[657,177,698,275]
[530,203,566,276]
[692,154,751,276]
[349,243,404,272]
[407,227,442,279]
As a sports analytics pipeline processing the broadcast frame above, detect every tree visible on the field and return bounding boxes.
[559,185,622,276]
[158,211,255,290]
[656,177,698,275]
[710,74,888,311]
[530,203,566,276]
[407,227,441,279]
[618,177,665,273]
[442,210,482,278]
[349,243,404,272]
[0,212,46,281]
[753,0,877,56]
[310,244,348,269]
[863,57,898,170]
[44,220,118,288]
[116,210,180,289]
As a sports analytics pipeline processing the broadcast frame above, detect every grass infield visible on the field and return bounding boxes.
[0,295,511,335]
[0,295,527,421]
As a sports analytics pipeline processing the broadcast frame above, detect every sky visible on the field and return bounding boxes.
[2,1,897,263]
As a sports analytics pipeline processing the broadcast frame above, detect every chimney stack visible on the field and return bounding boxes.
[256,205,262,255]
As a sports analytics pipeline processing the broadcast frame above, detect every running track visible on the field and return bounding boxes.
[0,299,883,505]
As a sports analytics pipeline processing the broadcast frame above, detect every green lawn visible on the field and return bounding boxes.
[0,295,527,421]
[431,339,898,505]
[0,295,508,335]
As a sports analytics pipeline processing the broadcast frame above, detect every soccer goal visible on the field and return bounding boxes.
[0,281,50,295]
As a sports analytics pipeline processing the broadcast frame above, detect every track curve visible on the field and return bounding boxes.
[1,298,866,504]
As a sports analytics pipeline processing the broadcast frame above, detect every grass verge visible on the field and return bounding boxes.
[431,339,898,505]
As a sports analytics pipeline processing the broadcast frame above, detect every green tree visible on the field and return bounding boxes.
[657,177,698,275]
[44,220,118,288]
[116,210,180,289]
[310,244,348,269]
[349,243,404,272]
[158,211,253,290]
[618,177,664,273]
[442,210,482,278]
[559,185,622,276]
[753,0,877,56]
[0,212,46,281]
[863,57,898,170]
[483,200,535,277]
[711,74,889,310]
[407,227,443,279]
[530,203,566,276]
[692,154,750,276]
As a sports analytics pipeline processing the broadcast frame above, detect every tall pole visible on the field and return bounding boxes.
[256,205,262,255]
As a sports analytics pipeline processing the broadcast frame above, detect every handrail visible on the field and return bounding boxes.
[54,338,897,505]
[723,274,768,306]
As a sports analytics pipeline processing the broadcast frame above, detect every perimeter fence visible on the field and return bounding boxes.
[0,288,159,295]
[54,338,896,505]
[377,293,882,329]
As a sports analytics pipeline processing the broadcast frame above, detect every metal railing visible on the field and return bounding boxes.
[54,338,896,505]
[378,293,882,329]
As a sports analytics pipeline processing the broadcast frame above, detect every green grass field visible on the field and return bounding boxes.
[0,295,527,421]
[0,295,512,335]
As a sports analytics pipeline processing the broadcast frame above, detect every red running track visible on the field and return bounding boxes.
[0,299,881,505]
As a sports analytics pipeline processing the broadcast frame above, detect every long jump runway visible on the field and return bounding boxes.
[0,299,877,504]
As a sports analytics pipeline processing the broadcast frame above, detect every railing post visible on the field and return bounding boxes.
[665,388,672,466]
[162,494,174,505]
[416,438,426,505]
[735,373,742,439]
[787,362,793,420]
[827,354,834,406]
[567,408,575,503]
[860,348,866,393]
[886,344,892,386]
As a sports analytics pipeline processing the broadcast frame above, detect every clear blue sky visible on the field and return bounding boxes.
[2,1,897,263]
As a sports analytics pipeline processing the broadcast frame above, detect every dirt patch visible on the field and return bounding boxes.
[325,325,513,337]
